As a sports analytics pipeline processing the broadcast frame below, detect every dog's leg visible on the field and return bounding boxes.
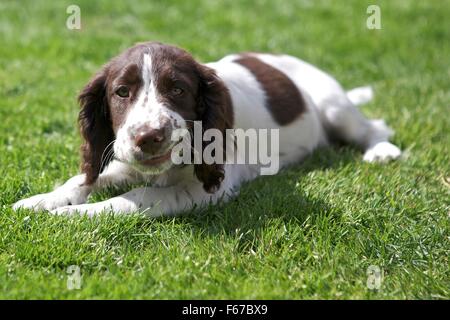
[318,88,401,162]
[50,180,232,217]
[12,160,139,211]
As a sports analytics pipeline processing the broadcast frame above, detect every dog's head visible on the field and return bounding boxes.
[78,42,233,193]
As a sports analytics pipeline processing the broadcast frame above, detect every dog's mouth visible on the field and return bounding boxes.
[138,149,173,166]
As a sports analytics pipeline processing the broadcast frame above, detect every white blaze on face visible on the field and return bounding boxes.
[127,52,165,131]
[143,53,152,90]
[114,51,188,169]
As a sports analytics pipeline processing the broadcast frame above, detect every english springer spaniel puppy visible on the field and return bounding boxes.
[13,42,401,216]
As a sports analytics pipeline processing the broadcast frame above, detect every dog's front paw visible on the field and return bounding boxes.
[13,190,88,212]
[50,204,92,216]
[363,142,402,163]
[50,203,107,216]
[13,193,50,211]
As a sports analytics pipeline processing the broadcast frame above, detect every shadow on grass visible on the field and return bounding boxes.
[131,146,359,253]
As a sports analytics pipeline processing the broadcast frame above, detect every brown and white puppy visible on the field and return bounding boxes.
[13,42,401,216]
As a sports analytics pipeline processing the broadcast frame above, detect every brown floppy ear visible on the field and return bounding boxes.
[78,69,114,185]
[194,64,234,193]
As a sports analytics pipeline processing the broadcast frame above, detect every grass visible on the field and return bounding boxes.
[0,0,449,299]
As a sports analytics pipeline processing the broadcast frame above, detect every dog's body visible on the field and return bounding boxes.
[13,42,401,216]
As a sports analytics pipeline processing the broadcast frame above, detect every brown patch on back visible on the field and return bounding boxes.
[235,55,306,125]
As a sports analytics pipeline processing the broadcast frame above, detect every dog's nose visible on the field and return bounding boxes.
[135,127,167,154]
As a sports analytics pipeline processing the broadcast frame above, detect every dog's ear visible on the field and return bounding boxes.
[78,69,114,185]
[194,64,234,193]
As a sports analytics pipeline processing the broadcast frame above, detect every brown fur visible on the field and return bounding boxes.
[78,69,114,185]
[235,55,306,125]
[194,63,234,193]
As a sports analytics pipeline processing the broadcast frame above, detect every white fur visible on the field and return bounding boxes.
[346,86,374,106]
[13,52,401,216]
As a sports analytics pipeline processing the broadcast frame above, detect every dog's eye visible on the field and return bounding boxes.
[171,87,183,96]
[116,86,130,98]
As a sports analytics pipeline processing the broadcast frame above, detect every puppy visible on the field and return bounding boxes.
[13,42,401,216]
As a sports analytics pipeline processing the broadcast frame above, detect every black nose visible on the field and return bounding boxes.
[135,127,166,154]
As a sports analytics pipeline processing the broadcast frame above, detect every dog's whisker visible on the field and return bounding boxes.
[99,145,115,172]
[99,140,116,167]
[100,149,113,170]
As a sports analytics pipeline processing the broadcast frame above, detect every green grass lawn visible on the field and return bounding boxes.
[0,0,449,299]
